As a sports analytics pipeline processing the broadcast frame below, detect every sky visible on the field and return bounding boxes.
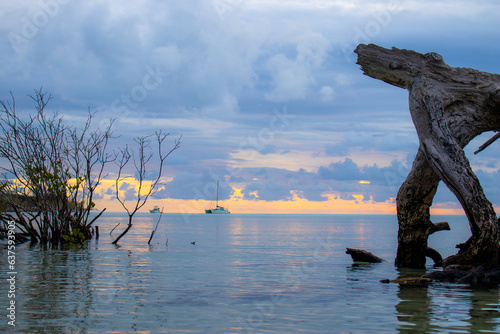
[0,0,499,214]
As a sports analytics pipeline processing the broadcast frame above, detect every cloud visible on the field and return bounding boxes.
[157,158,411,204]
[150,45,184,73]
[118,182,137,201]
[319,86,335,101]
[242,179,292,201]
[476,169,500,206]
[319,158,362,181]
[326,131,418,156]
[264,54,315,102]
[0,0,498,212]
[263,30,330,102]
[259,144,278,155]
[158,170,233,201]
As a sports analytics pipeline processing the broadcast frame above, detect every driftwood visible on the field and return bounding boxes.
[423,265,500,285]
[474,132,500,154]
[380,277,432,286]
[346,248,384,263]
[355,44,500,269]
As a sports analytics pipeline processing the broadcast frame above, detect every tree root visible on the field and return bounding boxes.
[423,265,500,285]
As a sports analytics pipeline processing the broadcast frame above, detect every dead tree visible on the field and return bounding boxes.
[355,44,500,269]
[0,89,113,245]
[112,132,180,245]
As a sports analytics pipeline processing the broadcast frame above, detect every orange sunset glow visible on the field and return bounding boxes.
[95,180,469,216]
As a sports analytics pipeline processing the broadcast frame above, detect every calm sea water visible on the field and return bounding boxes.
[2,213,500,333]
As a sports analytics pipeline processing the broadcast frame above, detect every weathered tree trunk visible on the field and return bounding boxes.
[395,147,441,268]
[355,44,500,269]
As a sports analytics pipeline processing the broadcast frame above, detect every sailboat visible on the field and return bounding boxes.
[205,180,230,214]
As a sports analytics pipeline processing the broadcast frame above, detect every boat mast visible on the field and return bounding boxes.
[216,180,219,208]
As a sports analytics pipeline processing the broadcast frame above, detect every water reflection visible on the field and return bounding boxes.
[396,281,500,333]
[345,264,500,333]
[15,242,171,332]
[396,285,433,333]
[467,288,500,332]
[19,246,94,332]
[3,213,498,332]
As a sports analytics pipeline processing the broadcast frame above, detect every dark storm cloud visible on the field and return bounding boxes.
[0,0,498,208]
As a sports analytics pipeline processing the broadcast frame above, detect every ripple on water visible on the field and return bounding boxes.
[3,213,499,333]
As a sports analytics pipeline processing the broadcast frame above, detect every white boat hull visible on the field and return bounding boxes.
[205,206,230,214]
[205,180,230,214]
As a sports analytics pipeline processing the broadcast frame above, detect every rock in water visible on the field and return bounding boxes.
[346,248,384,263]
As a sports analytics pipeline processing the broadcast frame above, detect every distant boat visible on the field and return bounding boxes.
[205,180,230,214]
[150,206,160,213]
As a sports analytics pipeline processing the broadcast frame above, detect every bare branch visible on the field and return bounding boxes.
[474,132,500,154]
[0,90,113,245]
[112,133,180,244]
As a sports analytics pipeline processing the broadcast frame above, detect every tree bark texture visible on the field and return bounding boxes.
[355,44,500,269]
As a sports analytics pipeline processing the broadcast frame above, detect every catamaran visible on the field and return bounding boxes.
[205,180,230,214]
